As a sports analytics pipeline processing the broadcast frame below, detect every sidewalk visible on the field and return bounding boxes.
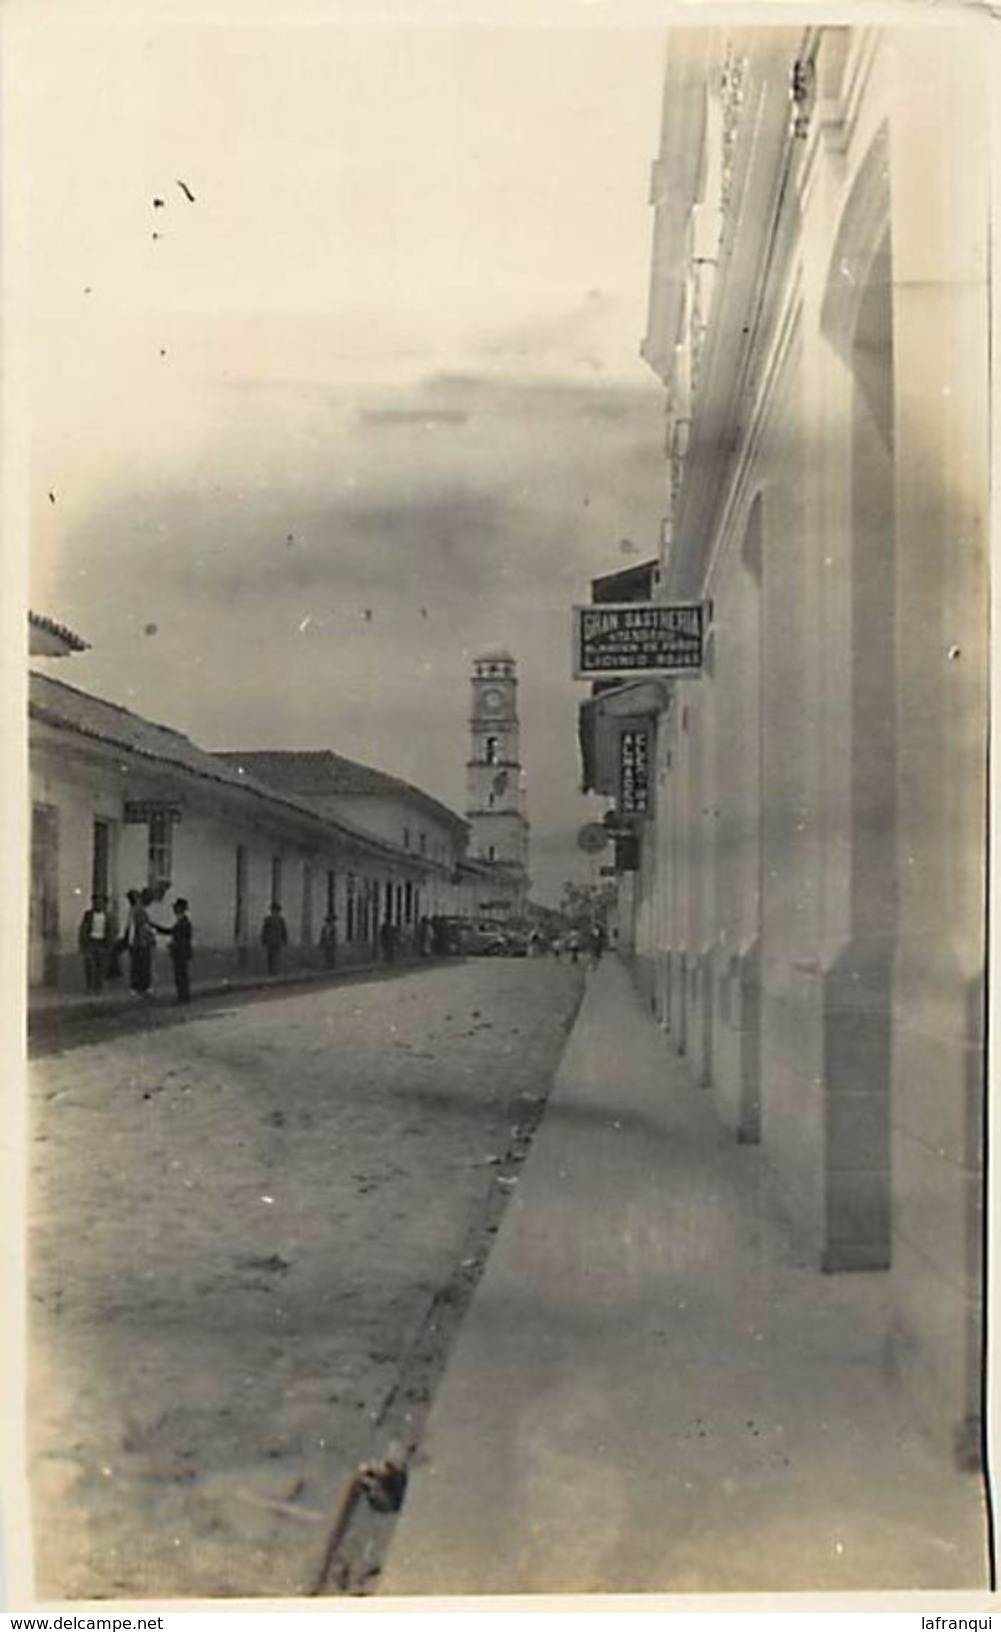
[380,955,990,1598]
[27,955,436,1039]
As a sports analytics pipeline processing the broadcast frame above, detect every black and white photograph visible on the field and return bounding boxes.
[8,0,996,1610]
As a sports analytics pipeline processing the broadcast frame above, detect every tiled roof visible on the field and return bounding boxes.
[213,749,468,836]
[28,672,418,865]
[28,611,90,654]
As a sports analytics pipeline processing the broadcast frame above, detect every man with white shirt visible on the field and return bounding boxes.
[77,892,112,993]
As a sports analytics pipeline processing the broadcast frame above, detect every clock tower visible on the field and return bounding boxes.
[466,648,530,911]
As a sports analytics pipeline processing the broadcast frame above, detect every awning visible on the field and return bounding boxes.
[578,679,670,796]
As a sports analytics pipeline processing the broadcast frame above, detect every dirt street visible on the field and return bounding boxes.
[27,958,583,1600]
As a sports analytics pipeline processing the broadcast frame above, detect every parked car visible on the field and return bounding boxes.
[457,920,505,955]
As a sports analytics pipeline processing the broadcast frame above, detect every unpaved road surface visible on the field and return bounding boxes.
[28,958,583,1600]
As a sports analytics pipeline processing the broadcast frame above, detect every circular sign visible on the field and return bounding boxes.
[577,822,610,854]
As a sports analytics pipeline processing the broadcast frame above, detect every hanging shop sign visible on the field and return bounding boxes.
[571,601,704,678]
[577,822,611,854]
[123,801,182,824]
[618,727,650,817]
[614,833,639,872]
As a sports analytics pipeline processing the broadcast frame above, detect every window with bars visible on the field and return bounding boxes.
[301,863,314,946]
[148,811,173,888]
[346,873,357,941]
[234,845,248,944]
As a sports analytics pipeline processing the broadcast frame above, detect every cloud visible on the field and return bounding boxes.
[35,365,663,903]
[357,407,471,428]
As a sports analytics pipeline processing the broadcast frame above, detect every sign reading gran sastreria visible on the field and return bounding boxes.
[571,601,704,678]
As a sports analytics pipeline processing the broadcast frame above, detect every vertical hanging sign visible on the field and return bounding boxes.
[619,728,650,817]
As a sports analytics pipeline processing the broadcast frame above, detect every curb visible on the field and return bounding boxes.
[27,957,465,1037]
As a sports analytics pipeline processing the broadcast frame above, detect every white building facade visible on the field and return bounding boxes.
[587,26,989,1463]
[29,672,458,987]
[213,750,472,941]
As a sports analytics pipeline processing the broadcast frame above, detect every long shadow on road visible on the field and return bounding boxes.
[28,960,461,1059]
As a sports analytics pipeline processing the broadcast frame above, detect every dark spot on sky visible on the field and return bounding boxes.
[153,197,165,209]
[358,407,471,429]
[48,492,56,504]
[362,609,373,622]
[144,623,158,636]
[177,179,196,203]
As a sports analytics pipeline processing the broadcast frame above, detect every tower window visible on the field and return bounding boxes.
[485,736,499,765]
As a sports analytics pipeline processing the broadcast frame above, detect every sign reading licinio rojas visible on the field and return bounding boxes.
[572,601,704,678]
[619,728,650,817]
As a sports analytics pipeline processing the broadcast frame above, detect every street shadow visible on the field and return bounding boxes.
[27,960,462,1058]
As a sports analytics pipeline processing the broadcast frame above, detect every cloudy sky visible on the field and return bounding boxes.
[18,6,667,903]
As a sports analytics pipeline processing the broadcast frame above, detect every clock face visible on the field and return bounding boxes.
[482,687,504,713]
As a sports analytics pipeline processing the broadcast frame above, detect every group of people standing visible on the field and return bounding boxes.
[77,890,611,1004]
[77,888,193,1002]
[553,921,607,968]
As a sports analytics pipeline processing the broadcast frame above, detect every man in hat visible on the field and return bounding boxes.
[155,897,194,1003]
[261,901,288,976]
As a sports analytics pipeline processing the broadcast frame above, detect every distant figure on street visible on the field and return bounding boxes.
[77,893,113,992]
[125,888,157,995]
[552,935,562,961]
[567,928,581,965]
[379,917,398,964]
[155,897,193,1003]
[528,928,542,958]
[319,911,338,969]
[261,901,288,976]
[589,921,607,969]
[416,915,432,958]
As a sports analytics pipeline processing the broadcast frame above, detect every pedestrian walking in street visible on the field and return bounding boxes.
[155,897,194,1003]
[319,911,338,969]
[589,921,607,970]
[567,928,581,965]
[124,887,157,996]
[77,893,113,993]
[261,901,288,976]
[379,917,397,963]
